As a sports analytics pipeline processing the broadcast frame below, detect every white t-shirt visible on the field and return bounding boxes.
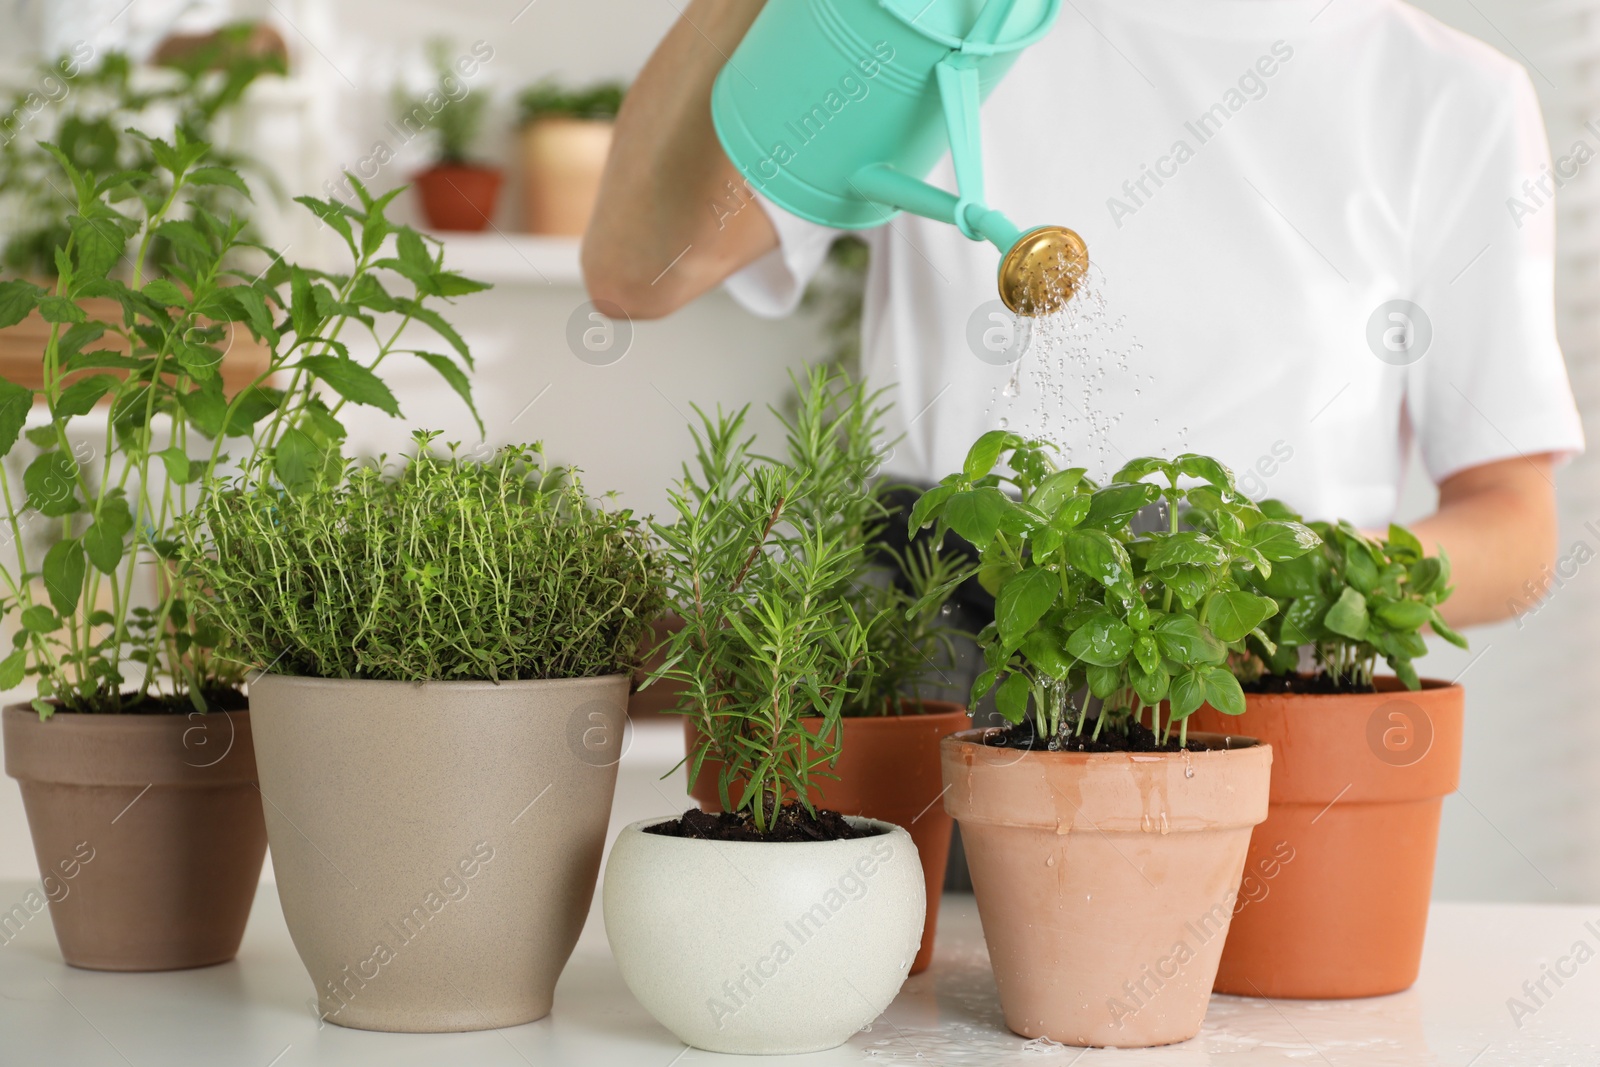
[725,0,1584,527]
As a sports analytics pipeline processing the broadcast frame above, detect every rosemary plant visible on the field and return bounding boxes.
[0,133,486,715]
[185,432,664,681]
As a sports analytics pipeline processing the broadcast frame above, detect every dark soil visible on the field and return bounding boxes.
[1243,673,1376,696]
[645,805,886,842]
[986,717,1212,754]
[41,688,249,715]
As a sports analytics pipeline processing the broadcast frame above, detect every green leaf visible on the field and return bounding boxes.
[909,483,958,535]
[963,430,1016,481]
[1083,482,1161,529]
[155,447,196,484]
[1145,531,1229,570]
[1112,457,1170,484]
[0,279,45,328]
[944,487,1010,548]
[412,352,482,436]
[53,374,119,418]
[1156,564,1211,610]
[24,451,80,516]
[1134,633,1161,674]
[1248,520,1322,562]
[83,497,134,573]
[995,672,1031,724]
[1278,593,1329,647]
[1392,659,1421,691]
[296,355,401,416]
[1176,453,1237,492]
[1130,661,1169,705]
[0,649,25,690]
[274,427,320,490]
[1154,614,1227,666]
[1065,610,1135,667]
[1086,663,1122,699]
[1204,590,1277,643]
[1032,467,1087,514]
[1373,598,1433,631]
[969,667,998,708]
[188,166,252,195]
[1020,629,1073,679]
[1201,666,1246,716]
[36,295,86,324]
[19,605,60,633]
[1169,668,1207,719]
[996,567,1059,644]
[1322,587,1370,641]
[1431,611,1470,650]
[42,538,85,616]
[1386,523,1424,562]
[0,380,33,458]
[1066,529,1130,588]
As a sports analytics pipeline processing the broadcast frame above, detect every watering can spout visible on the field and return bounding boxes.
[850,164,1088,316]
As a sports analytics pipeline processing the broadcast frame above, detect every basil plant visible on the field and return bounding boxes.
[910,434,1321,748]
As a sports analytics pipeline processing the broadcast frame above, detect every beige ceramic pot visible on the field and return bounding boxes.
[520,116,612,235]
[247,673,629,1033]
[942,728,1272,1048]
[3,705,267,971]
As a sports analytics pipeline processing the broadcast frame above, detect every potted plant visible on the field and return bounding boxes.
[676,368,968,975]
[912,441,1320,1047]
[402,42,501,232]
[184,433,664,1032]
[0,136,482,970]
[604,386,925,1055]
[1191,509,1468,998]
[516,79,623,236]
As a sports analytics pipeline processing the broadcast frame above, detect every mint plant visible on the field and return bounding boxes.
[516,80,625,124]
[0,132,486,715]
[650,380,880,833]
[1245,504,1467,691]
[185,431,664,681]
[910,437,1320,749]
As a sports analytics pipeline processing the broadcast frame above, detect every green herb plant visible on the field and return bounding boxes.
[1245,505,1467,691]
[516,80,626,124]
[398,41,490,166]
[650,381,880,833]
[185,431,664,681]
[0,26,283,278]
[910,437,1321,749]
[0,132,488,715]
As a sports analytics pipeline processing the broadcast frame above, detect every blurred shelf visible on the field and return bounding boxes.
[433,232,584,287]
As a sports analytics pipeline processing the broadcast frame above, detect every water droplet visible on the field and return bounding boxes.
[998,416,1009,429]
[1045,854,1055,867]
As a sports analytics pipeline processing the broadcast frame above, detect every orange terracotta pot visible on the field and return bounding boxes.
[684,701,969,975]
[942,728,1271,1048]
[519,117,612,235]
[413,163,504,232]
[1190,678,1463,999]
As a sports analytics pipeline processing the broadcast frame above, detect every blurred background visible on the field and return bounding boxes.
[0,0,1595,907]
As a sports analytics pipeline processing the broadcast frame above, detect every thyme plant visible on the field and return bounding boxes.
[651,393,876,833]
[1245,503,1467,690]
[0,133,486,715]
[185,432,664,681]
[911,436,1321,748]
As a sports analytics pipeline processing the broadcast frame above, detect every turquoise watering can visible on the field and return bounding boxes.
[711,0,1087,315]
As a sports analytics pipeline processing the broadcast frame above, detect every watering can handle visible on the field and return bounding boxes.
[936,57,987,239]
[878,0,1062,55]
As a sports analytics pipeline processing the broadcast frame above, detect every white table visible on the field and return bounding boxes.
[2,880,1598,1067]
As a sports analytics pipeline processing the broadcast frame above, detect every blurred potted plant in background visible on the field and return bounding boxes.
[187,433,664,1032]
[0,134,487,971]
[913,442,1319,1046]
[1192,509,1468,999]
[605,374,924,1054]
[401,40,501,232]
[0,26,284,389]
[516,79,623,236]
[676,367,966,975]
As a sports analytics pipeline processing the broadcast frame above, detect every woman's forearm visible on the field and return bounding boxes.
[1407,454,1560,629]
[581,0,776,319]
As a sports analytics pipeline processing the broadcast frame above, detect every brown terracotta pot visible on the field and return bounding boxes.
[519,117,612,235]
[413,163,504,232]
[1190,678,1463,998]
[628,615,687,720]
[2,705,267,971]
[942,728,1271,1048]
[684,700,970,975]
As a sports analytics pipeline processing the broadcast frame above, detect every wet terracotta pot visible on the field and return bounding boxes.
[942,728,1271,1048]
[2,705,267,971]
[684,700,969,975]
[413,163,504,232]
[1190,678,1464,998]
[520,117,612,235]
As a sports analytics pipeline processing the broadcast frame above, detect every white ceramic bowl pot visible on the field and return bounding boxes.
[604,816,925,1055]
[943,728,1272,1049]
[247,673,629,1033]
